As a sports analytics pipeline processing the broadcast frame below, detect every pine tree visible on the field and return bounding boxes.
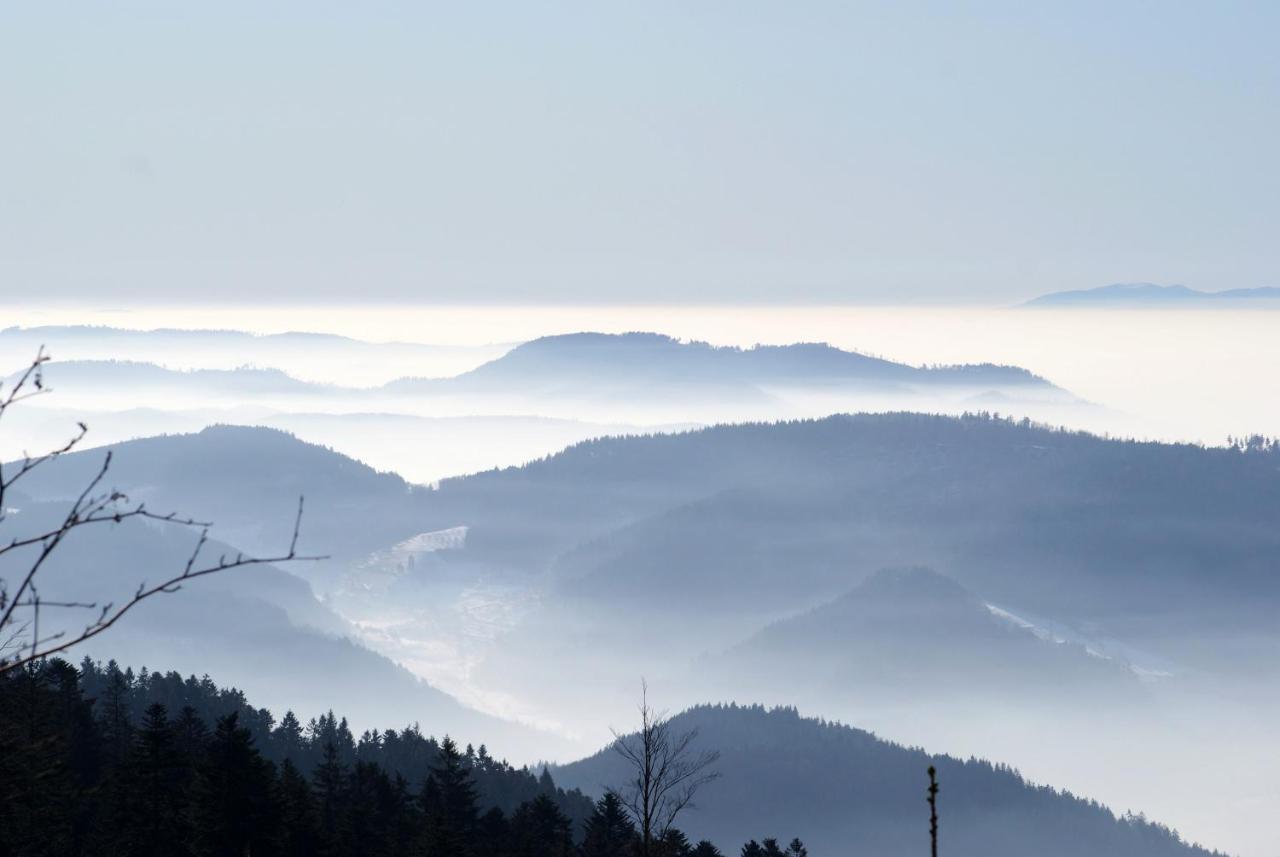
[477,807,512,857]
[657,828,692,857]
[129,703,191,857]
[278,758,319,857]
[0,664,81,857]
[349,760,392,857]
[690,842,724,857]
[274,710,305,763]
[191,713,278,857]
[172,705,210,762]
[313,740,351,856]
[511,794,574,857]
[539,765,557,794]
[96,661,134,768]
[580,791,638,857]
[422,736,480,857]
[387,772,421,857]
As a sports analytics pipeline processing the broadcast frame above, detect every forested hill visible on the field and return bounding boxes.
[1,658,599,857]
[430,413,1280,628]
[2,661,1223,857]
[70,658,591,820]
[386,332,1057,393]
[5,424,428,562]
[556,704,1223,857]
[700,567,1141,705]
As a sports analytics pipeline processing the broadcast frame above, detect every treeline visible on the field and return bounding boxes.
[0,660,799,857]
[74,657,590,822]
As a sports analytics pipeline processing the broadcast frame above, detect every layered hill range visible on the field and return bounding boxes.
[9,416,1276,854]
[0,327,1084,483]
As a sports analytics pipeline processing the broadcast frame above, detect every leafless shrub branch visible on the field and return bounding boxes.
[611,679,720,857]
[0,350,324,674]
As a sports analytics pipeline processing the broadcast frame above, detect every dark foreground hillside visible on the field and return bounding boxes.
[0,661,794,857]
[1,661,1223,857]
[1,659,598,857]
[558,704,1223,857]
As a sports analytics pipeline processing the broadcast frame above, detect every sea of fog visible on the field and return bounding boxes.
[10,302,1280,447]
[6,302,1280,856]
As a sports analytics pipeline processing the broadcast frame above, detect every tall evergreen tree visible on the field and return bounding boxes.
[349,760,396,857]
[191,713,278,857]
[172,704,210,761]
[274,710,305,763]
[580,791,638,857]
[312,740,351,856]
[477,807,512,857]
[278,758,319,857]
[421,736,480,857]
[128,703,191,857]
[96,662,134,768]
[657,829,692,857]
[0,664,81,857]
[511,794,574,857]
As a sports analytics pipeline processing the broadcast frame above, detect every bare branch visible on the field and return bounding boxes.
[0,350,326,674]
[610,680,720,857]
[4,536,324,672]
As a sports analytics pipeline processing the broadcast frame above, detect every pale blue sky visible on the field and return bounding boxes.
[3,2,1277,304]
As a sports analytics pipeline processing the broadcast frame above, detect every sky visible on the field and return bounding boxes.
[3,1,1278,305]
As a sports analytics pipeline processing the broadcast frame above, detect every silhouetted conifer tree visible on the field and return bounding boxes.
[274,710,305,763]
[421,736,480,857]
[96,662,134,768]
[313,740,351,856]
[581,791,638,857]
[128,703,191,857]
[278,757,319,857]
[191,713,278,857]
[658,827,693,857]
[512,794,575,857]
[477,806,513,856]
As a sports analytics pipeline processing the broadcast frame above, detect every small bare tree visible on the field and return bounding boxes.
[927,765,939,857]
[0,349,320,674]
[612,681,720,857]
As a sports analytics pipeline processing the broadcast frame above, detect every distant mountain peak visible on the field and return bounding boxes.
[1025,282,1280,306]
[388,331,1058,393]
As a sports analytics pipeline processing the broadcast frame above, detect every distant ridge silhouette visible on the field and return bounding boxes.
[386,332,1057,393]
[1024,283,1280,306]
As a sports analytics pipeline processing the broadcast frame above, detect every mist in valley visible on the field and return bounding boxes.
[5,307,1279,856]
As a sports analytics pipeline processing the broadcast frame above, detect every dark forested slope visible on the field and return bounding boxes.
[556,704,1222,857]
[1,663,1223,857]
[0,659,596,857]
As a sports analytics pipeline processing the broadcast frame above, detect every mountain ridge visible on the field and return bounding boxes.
[555,703,1221,857]
[1025,283,1280,307]
[386,332,1058,393]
